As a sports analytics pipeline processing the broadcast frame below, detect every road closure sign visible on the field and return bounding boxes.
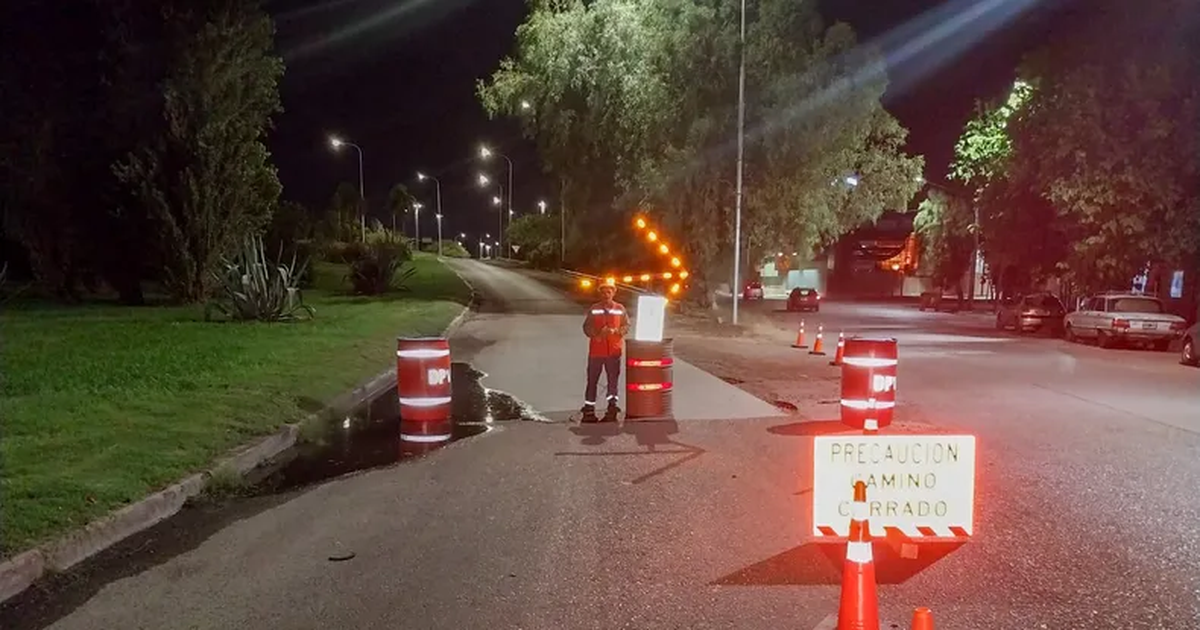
[811,435,976,538]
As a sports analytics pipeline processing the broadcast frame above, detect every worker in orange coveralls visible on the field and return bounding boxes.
[581,279,630,417]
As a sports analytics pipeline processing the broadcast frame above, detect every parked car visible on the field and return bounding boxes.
[995,292,1066,335]
[1181,322,1199,367]
[742,280,764,301]
[1063,292,1187,350]
[786,287,820,312]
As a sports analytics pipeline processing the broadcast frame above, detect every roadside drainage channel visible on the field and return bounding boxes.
[0,361,543,630]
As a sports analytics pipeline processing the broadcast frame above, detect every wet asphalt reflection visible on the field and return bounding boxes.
[0,362,537,630]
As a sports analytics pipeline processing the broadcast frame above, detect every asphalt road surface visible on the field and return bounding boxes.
[4,265,1198,630]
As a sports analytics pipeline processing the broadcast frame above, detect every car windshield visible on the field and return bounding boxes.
[1111,298,1162,314]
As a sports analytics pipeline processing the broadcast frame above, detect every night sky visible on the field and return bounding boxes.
[265,0,1078,243]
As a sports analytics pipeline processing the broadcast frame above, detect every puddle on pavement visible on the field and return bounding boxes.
[0,362,540,630]
[251,362,541,494]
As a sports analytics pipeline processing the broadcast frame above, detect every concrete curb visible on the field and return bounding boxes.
[0,296,476,605]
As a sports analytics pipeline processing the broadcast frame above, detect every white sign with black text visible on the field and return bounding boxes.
[812,434,976,538]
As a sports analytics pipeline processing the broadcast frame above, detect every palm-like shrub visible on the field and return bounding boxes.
[206,236,315,322]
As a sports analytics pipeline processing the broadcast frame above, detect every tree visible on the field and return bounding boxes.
[322,182,360,241]
[479,0,922,298]
[386,183,416,233]
[114,0,284,303]
[912,189,974,292]
[949,0,1199,295]
[505,213,561,270]
[265,200,314,253]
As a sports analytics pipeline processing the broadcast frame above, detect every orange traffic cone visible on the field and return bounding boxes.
[910,607,934,630]
[837,481,879,630]
[791,320,808,349]
[810,325,827,355]
[829,332,846,366]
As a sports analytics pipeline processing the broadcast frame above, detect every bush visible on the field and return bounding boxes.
[205,236,315,322]
[440,241,471,258]
[347,234,416,296]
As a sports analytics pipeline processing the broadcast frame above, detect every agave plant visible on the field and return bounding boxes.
[347,235,416,295]
[206,236,316,322]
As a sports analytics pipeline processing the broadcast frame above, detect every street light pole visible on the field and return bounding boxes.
[480,146,514,256]
[413,203,422,248]
[417,172,443,257]
[731,0,747,326]
[329,137,366,242]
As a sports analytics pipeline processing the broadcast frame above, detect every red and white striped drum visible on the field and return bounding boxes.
[839,337,898,431]
[396,337,452,422]
[398,419,453,458]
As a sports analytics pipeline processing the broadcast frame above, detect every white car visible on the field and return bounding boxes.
[1064,292,1187,351]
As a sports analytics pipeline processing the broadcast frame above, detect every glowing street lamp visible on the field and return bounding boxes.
[479,145,514,251]
[416,171,443,256]
[328,135,365,242]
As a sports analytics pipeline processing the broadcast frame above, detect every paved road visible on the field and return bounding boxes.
[674,298,1200,628]
[7,267,1197,629]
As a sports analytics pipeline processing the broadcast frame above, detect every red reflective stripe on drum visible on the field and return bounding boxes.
[628,382,673,392]
[399,396,452,407]
[397,348,451,359]
[627,358,674,367]
[949,526,969,537]
[817,526,838,537]
[840,399,897,410]
[843,357,898,367]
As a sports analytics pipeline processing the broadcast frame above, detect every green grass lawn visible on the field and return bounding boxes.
[0,253,471,556]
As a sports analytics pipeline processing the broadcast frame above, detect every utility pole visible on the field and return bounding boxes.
[967,204,980,311]
[731,0,747,325]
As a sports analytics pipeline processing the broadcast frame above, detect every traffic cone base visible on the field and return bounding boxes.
[830,332,845,366]
[837,481,879,630]
[792,321,808,348]
[910,607,934,630]
[810,326,826,355]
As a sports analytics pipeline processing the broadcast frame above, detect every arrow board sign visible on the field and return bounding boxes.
[811,434,976,539]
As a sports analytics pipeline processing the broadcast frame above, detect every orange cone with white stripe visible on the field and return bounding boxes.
[910,607,934,630]
[837,480,879,630]
[792,320,808,349]
[810,325,826,355]
[830,332,845,366]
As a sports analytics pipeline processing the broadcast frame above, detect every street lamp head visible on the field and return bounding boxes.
[508,209,514,216]
[414,202,423,210]
[329,136,344,149]
[478,174,490,186]
[492,196,501,206]
[520,100,531,110]
[479,146,493,159]
[537,200,547,214]
[436,213,442,220]
[417,172,427,181]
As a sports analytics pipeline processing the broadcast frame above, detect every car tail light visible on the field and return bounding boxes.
[1112,318,1130,329]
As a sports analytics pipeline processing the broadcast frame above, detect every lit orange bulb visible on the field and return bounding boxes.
[662,272,672,279]
[640,273,651,281]
[669,283,681,294]
[647,231,658,242]
[580,279,593,288]
[605,276,616,286]
[635,217,646,229]
[670,257,681,268]
[679,271,689,279]
[622,275,633,283]
[658,244,669,254]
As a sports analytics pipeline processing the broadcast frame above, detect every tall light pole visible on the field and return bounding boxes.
[731,0,747,325]
[417,172,443,257]
[329,136,366,242]
[478,174,505,255]
[412,202,423,248]
[479,146,513,252]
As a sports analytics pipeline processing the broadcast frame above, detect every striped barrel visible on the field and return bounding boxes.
[398,419,453,458]
[396,337,452,422]
[625,339,674,419]
[839,337,898,431]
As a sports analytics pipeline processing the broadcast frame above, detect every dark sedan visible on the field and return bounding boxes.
[996,292,1066,335]
[786,287,820,312]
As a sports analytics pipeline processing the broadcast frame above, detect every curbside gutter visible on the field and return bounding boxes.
[0,300,475,605]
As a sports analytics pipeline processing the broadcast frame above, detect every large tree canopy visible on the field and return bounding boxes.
[479,0,922,294]
[949,0,1198,295]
